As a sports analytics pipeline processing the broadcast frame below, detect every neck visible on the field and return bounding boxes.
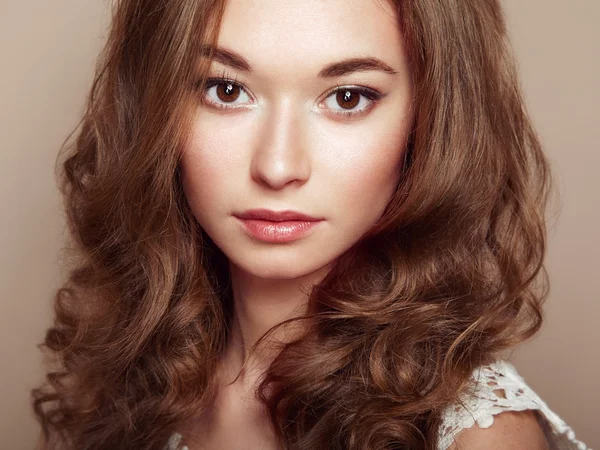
[222,261,331,386]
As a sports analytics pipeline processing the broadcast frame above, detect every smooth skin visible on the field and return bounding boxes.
[449,410,550,450]
[181,0,413,383]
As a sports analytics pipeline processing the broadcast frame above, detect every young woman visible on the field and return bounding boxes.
[32,0,590,449]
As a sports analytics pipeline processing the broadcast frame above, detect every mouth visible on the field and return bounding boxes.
[235,208,323,222]
[234,209,324,243]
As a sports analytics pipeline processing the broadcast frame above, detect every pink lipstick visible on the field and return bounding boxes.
[234,209,324,243]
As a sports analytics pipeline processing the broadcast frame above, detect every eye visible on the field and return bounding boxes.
[321,86,384,118]
[202,78,253,109]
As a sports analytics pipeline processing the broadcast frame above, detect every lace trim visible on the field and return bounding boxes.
[163,432,188,450]
[437,359,590,450]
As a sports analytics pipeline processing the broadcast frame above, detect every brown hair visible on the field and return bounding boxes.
[32,0,552,449]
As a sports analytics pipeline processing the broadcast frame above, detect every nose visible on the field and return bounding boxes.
[250,99,311,190]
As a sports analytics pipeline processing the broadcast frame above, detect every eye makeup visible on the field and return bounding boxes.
[319,83,385,118]
[196,68,387,119]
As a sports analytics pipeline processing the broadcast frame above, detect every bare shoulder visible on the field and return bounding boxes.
[447,409,549,450]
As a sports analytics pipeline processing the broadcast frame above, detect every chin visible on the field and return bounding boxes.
[230,253,335,281]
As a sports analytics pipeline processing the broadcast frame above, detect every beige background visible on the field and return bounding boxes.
[1,1,598,448]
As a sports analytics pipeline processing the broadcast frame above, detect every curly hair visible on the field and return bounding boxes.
[31,0,552,449]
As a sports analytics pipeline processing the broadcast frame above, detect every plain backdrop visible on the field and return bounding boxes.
[1,1,598,448]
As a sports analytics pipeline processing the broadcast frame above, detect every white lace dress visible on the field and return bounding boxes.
[437,359,589,450]
[164,359,591,450]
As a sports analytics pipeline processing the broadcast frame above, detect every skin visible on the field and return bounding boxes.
[180,0,413,387]
[449,410,550,450]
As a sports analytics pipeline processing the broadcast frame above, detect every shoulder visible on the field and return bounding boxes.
[446,408,548,450]
[438,359,589,450]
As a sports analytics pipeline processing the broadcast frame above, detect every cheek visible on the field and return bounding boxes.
[183,120,239,180]
[316,120,409,213]
[182,105,411,223]
[180,116,249,211]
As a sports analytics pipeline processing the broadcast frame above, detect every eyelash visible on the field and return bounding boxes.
[197,71,384,118]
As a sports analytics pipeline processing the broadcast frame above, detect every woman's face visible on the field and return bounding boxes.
[181,0,413,280]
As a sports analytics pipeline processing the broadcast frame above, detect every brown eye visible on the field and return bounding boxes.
[321,86,383,118]
[336,90,360,109]
[202,78,253,109]
[216,82,241,102]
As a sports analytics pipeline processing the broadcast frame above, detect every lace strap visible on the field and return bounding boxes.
[437,360,590,450]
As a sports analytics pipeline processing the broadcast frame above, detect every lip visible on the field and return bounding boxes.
[235,209,323,222]
[234,209,324,243]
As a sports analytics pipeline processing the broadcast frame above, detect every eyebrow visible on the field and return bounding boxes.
[200,45,398,77]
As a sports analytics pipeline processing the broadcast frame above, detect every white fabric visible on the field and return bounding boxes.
[165,432,188,450]
[165,359,591,450]
[438,359,590,450]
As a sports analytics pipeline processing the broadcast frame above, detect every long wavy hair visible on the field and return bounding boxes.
[32,0,553,448]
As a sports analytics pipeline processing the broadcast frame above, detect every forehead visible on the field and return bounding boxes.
[215,0,404,76]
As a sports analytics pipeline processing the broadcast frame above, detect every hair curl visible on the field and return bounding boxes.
[32,0,553,449]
